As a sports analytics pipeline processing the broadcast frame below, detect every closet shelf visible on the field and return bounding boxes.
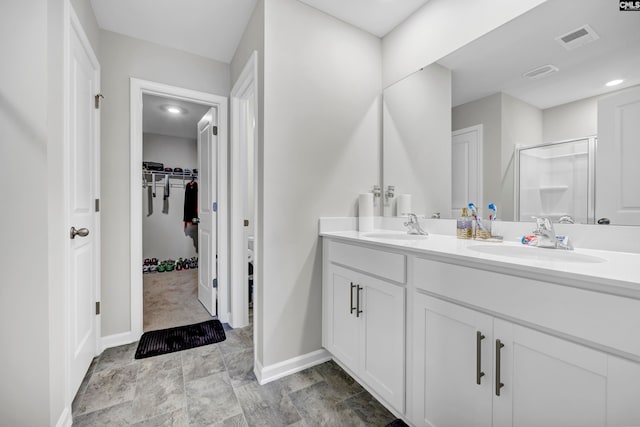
[143,170,198,179]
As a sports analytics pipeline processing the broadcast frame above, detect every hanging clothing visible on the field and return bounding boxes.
[162,174,170,214]
[147,185,153,216]
[184,180,198,228]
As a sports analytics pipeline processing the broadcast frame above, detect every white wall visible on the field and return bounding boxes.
[261,0,382,367]
[381,0,547,87]
[100,30,231,336]
[142,133,198,261]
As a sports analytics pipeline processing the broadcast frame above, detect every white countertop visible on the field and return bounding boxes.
[321,230,640,297]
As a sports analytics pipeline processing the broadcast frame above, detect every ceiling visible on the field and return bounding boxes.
[438,0,640,109]
[143,94,210,140]
[90,0,430,63]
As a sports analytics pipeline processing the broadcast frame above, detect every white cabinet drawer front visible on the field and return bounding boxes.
[328,240,406,283]
[413,257,640,357]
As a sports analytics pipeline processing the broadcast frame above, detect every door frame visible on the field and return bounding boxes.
[63,2,101,407]
[230,51,259,328]
[130,79,228,339]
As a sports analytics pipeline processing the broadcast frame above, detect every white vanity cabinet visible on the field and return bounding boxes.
[322,240,406,412]
[412,258,640,427]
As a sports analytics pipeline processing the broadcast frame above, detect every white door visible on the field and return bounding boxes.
[452,125,483,218]
[68,20,100,397]
[197,109,217,315]
[326,266,360,373]
[412,294,493,427]
[360,276,405,412]
[596,86,640,225]
[493,320,609,427]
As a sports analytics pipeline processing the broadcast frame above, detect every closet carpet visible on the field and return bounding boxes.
[143,269,213,332]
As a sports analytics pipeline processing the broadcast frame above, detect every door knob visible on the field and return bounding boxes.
[70,227,90,239]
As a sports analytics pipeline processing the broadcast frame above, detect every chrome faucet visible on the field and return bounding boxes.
[404,213,428,235]
[533,217,558,248]
[558,215,575,224]
[532,217,572,250]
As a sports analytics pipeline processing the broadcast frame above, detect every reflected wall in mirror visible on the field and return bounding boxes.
[382,64,451,218]
[382,0,640,224]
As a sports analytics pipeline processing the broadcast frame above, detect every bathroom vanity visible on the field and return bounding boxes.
[321,229,640,426]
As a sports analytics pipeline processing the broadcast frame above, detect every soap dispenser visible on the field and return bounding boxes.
[457,208,472,239]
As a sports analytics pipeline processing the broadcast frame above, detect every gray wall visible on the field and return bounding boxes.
[453,93,502,216]
[0,0,68,425]
[100,30,231,336]
[261,0,382,366]
[452,93,542,220]
[142,133,198,261]
[543,95,598,142]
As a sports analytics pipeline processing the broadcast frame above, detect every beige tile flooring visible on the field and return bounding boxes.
[143,269,212,332]
[71,269,399,426]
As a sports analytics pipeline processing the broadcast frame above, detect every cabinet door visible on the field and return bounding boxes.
[325,265,360,373]
[493,319,609,427]
[359,275,405,412]
[412,294,493,427]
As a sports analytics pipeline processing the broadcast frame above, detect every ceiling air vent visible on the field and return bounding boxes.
[555,24,600,51]
[523,64,559,80]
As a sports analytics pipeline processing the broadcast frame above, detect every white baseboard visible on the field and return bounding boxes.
[55,406,72,427]
[255,349,331,385]
[99,331,138,353]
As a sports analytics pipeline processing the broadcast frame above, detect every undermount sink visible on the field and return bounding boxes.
[363,232,428,241]
[467,244,606,264]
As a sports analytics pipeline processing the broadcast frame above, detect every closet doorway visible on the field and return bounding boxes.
[141,94,210,331]
[130,79,228,339]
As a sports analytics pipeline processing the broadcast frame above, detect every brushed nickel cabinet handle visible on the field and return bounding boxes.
[350,282,356,314]
[70,226,90,239]
[476,331,485,385]
[496,339,505,396]
[356,285,363,318]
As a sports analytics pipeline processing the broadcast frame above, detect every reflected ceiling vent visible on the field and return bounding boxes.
[523,64,559,80]
[555,24,600,50]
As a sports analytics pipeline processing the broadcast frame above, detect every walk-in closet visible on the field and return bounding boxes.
[141,94,211,331]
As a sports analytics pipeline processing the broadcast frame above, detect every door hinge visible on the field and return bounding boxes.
[212,126,218,136]
[213,278,217,288]
[95,301,101,315]
[244,219,249,227]
[95,198,100,212]
[213,202,217,212]
[94,93,104,109]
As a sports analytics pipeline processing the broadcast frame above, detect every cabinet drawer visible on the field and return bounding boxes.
[327,240,406,283]
[413,257,640,358]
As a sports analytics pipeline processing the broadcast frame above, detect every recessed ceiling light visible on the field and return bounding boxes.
[605,79,624,87]
[162,105,186,114]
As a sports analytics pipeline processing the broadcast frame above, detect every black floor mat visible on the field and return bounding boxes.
[135,319,226,359]
[385,419,409,427]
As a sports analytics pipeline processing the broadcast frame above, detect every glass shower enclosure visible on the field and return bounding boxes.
[515,137,596,224]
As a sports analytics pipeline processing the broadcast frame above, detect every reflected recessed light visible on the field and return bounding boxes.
[605,79,624,87]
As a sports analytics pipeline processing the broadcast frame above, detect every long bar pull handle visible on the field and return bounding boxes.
[496,339,505,396]
[350,282,356,314]
[476,331,485,385]
[356,285,363,318]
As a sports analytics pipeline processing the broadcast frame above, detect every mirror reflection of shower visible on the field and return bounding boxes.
[516,137,596,224]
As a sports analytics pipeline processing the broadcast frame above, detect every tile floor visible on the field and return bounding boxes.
[72,270,397,426]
